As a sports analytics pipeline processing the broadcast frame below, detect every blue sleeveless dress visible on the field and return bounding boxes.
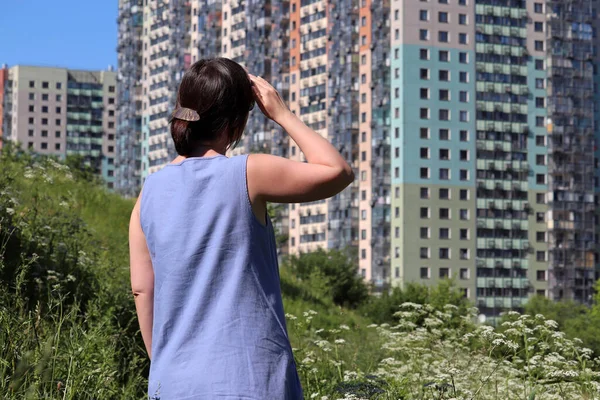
[140,154,303,399]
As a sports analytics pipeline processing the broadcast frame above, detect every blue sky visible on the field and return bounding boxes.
[0,1,118,70]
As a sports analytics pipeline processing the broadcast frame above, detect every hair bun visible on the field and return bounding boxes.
[169,107,200,122]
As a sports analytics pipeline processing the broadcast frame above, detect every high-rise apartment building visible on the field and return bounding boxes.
[391,0,599,320]
[116,0,144,196]
[1,65,118,187]
[0,65,9,149]
[117,0,600,317]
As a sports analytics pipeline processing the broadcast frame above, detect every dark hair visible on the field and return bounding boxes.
[170,58,254,155]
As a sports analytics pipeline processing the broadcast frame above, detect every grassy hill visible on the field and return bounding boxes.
[1,146,598,399]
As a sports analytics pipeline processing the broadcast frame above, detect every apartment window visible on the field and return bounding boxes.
[395,227,400,238]
[42,106,48,113]
[439,70,449,81]
[439,249,450,260]
[535,78,545,89]
[536,193,546,204]
[420,48,429,60]
[438,31,449,43]
[459,111,469,122]
[439,188,450,199]
[536,212,545,223]
[56,107,61,113]
[536,251,546,262]
[459,52,468,63]
[534,41,544,51]
[439,109,450,120]
[395,68,400,78]
[28,129,34,137]
[439,149,450,160]
[394,9,399,20]
[459,14,467,25]
[360,55,366,65]
[420,127,430,139]
[536,231,546,242]
[361,229,367,240]
[439,168,450,180]
[535,98,546,109]
[420,108,430,119]
[361,170,367,181]
[394,128,399,139]
[420,88,430,99]
[29,105,35,112]
[420,247,430,259]
[533,118,544,128]
[420,68,430,79]
[56,119,61,126]
[361,209,367,220]
[55,143,61,151]
[108,146,114,153]
[28,142,34,149]
[361,249,366,259]
[41,118,48,125]
[439,50,449,62]
[420,147,430,159]
[439,12,448,23]
[536,154,546,166]
[459,91,468,103]
[361,35,367,45]
[536,270,547,281]
[534,22,544,32]
[361,93,367,103]
[56,94,62,101]
[434,130,448,142]
[459,33,467,44]
[29,93,35,100]
[439,228,450,239]
[459,248,469,260]
[420,167,430,179]
[420,187,430,199]
[361,74,367,84]
[56,82,62,90]
[535,60,544,70]
[29,81,35,88]
[394,167,399,178]
[40,142,48,150]
[108,122,115,129]
[420,207,430,218]
[535,136,547,147]
[460,169,469,181]
[419,29,429,41]
[536,174,546,185]
[439,0,448,4]
[459,0,467,4]
[459,71,468,82]
[361,112,366,122]
[460,229,469,240]
[42,81,49,89]
[439,208,450,219]
[420,10,429,21]
[439,89,450,101]
[55,131,61,138]
[41,130,48,137]
[459,209,469,220]
[420,267,430,279]
[420,227,430,239]
[459,268,469,280]
[534,3,543,13]
[460,189,469,200]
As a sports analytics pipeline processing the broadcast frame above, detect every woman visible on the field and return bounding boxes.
[129,58,354,399]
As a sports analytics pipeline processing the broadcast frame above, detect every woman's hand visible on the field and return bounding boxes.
[248,74,291,124]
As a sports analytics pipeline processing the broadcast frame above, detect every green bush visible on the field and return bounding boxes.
[285,248,369,309]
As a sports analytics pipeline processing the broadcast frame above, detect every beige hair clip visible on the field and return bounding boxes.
[169,107,200,123]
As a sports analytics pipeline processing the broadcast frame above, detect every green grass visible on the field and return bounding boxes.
[1,146,598,400]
